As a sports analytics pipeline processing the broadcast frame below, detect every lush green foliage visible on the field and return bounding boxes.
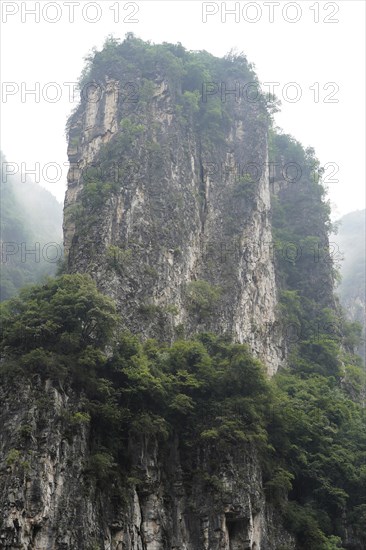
[1,274,365,548]
[268,369,366,548]
[269,132,333,296]
[268,131,366,548]
[0,274,118,384]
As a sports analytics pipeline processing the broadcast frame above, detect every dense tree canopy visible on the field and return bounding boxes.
[0,274,365,549]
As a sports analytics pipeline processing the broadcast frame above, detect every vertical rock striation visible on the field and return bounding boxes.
[0,378,294,549]
[64,46,283,375]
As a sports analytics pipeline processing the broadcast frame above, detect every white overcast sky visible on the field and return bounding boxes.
[1,0,365,219]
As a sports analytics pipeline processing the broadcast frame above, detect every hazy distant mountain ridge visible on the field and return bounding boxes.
[333,209,365,358]
[0,150,63,300]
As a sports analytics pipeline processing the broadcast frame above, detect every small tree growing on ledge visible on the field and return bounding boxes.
[186,280,222,321]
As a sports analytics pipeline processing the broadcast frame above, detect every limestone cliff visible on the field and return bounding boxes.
[0,377,294,550]
[64,40,283,376]
[1,37,349,550]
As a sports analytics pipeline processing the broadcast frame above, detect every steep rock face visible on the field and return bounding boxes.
[0,378,92,549]
[64,71,283,375]
[0,378,294,550]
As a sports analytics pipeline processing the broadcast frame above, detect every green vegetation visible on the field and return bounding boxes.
[270,132,333,297]
[68,34,276,210]
[0,274,365,548]
[1,36,364,549]
[6,448,21,467]
[106,245,132,274]
[186,280,222,320]
[75,120,145,217]
[233,174,259,203]
[0,274,118,384]
[268,131,366,548]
